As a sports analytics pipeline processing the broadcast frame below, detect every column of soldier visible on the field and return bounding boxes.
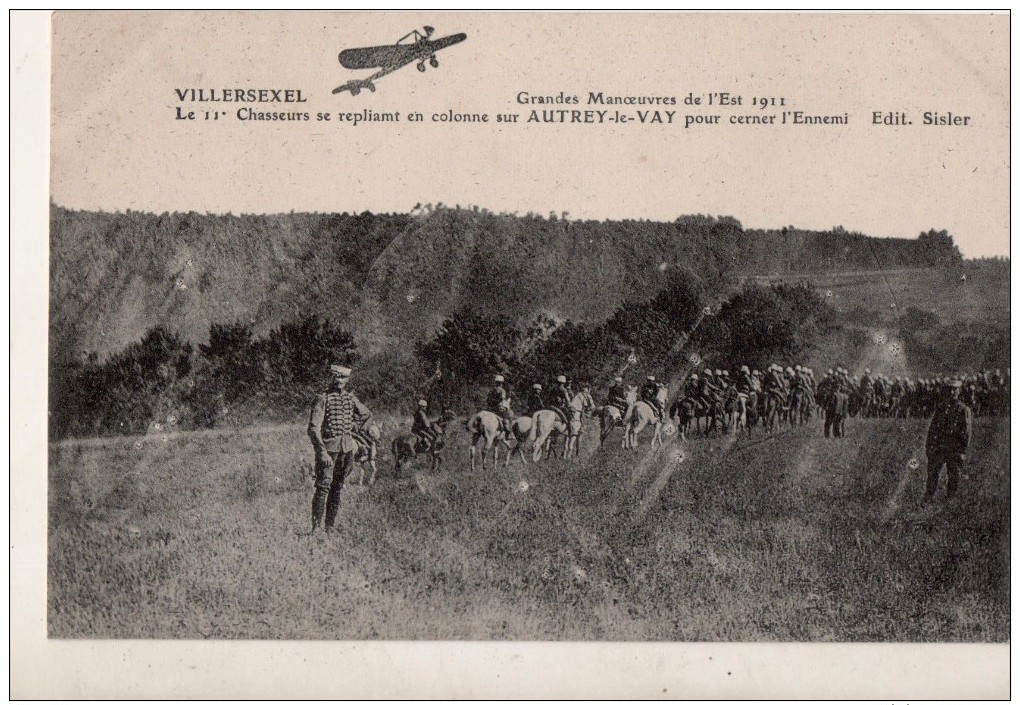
[482,365,1009,423]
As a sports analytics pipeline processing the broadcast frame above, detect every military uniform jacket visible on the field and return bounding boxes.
[606,385,629,409]
[555,385,572,407]
[764,372,785,393]
[926,398,972,456]
[487,386,509,411]
[412,409,432,435]
[737,372,753,392]
[308,388,372,454]
[526,390,545,414]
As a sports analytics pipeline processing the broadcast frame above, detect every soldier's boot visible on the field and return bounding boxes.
[946,466,960,499]
[311,489,328,532]
[323,484,343,531]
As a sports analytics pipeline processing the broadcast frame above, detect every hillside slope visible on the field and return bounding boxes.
[50,205,967,368]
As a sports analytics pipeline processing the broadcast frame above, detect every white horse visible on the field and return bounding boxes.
[528,389,596,462]
[598,385,638,445]
[622,386,670,449]
[466,401,533,471]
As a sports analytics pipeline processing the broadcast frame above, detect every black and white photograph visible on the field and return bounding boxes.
[12,10,1010,699]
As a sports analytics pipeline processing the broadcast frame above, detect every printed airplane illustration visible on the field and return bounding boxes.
[333,26,468,96]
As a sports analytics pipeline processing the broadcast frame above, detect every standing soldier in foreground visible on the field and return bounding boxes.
[307,364,372,533]
[923,379,973,503]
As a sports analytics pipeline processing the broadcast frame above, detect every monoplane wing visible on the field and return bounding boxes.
[339,44,417,70]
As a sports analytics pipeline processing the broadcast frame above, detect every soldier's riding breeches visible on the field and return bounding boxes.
[312,450,354,529]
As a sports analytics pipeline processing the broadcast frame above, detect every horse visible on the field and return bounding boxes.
[351,422,383,486]
[598,385,638,445]
[669,393,722,437]
[529,389,596,462]
[466,410,511,471]
[622,385,669,449]
[722,385,748,434]
[668,396,697,441]
[790,386,814,426]
[498,414,535,468]
[391,410,456,478]
[761,391,788,434]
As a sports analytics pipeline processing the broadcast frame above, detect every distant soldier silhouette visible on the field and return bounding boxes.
[823,371,850,438]
[923,379,972,502]
[307,364,372,533]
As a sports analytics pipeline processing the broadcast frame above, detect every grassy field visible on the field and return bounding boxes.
[49,411,1009,641]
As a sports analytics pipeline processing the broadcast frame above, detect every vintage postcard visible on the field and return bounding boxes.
[12,9,1010,698]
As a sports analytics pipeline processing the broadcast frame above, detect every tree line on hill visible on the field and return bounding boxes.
[50,202,965,375]
[50,272,840,440]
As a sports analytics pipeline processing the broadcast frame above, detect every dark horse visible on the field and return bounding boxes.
[670,394,723,438]
[391,409,456,478]
[761,391,789,434]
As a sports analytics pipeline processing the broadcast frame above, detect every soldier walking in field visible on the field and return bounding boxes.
[307,364,372,533]
[923,379,973,503]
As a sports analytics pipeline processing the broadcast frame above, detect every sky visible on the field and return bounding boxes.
[50,12,1010,257]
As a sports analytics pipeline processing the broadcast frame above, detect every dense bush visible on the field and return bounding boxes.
[50,317,360,439]
[51,327,193,438]
[694,284,835,371]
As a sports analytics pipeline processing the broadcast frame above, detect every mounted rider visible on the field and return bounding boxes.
[792,367,813,400]
[487,374,515,437]
[763,364,788,403]
[605,376,629,414]
[717,370,730,390]
[411,399,439,452]
[860,368,874,395]
[683,373,699,401]
[526,383,545,416]
[736,365,754,394]
[641,374,667,420]
[698,368,723,410]
[552,375,573,423]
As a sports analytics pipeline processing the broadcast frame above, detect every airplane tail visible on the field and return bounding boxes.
[332,80,375,96]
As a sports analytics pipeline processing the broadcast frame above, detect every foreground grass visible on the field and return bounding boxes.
[49,415,1009,640]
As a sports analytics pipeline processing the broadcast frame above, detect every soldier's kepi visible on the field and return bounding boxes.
[307,363,372,533]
